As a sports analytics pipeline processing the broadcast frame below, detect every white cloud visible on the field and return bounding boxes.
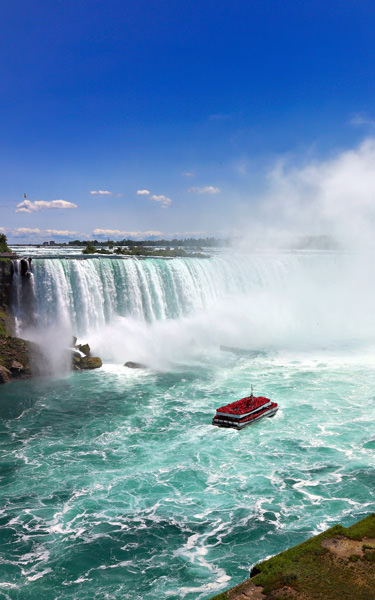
[93,229,128,236]
[15,199,78,213]
[143,230,164,236]
[12,228,79,237]
[168,231,207,237]
[92,228,208,240]
[137,190,172,208]
[14,228,42,234]
[182,172,195,177]
[90,190,114,196]
[3,227,90,242]
[45,229,79,236]
[150,194,172,208]
[188,186,221,194]
[93,229,164,239]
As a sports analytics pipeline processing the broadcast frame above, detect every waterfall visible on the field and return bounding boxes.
[13,251,375,369]
[23,254,294,336]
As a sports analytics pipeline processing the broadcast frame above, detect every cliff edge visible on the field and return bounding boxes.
[0,258,33,383]
[211,513,375,600]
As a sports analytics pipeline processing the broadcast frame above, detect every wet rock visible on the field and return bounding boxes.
[10,360,24,375]
[20,257,32,277]
[79,356,102,369]
[250,565,261,578]
[124,361,146,369]
[77,343,90,357]
[0,365,11,384]
[70,340,102,371]
[72,335,77,347]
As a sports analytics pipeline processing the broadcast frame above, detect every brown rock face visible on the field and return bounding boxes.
[11,360,24,374]
[0,336,33,383]
[0,365,11,383]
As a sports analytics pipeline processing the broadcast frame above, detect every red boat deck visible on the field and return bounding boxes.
[212,394,278,429]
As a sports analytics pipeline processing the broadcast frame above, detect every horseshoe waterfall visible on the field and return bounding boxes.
[1,250,375,600]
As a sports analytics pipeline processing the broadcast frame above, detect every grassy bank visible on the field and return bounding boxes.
[212,513,375,600]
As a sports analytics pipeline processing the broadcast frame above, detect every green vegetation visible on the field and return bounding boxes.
[113,245,207,258]
[0,234,11,253]
[82,243,208,258]
[82,243,98,254]
[344,516,375,540]
[72,236,228,248]
[349,554,360,562]
[0,309,8,337]
[211,514,375,600]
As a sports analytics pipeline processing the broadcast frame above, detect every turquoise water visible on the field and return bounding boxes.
[2,354,375,599]
[2,251,375,598]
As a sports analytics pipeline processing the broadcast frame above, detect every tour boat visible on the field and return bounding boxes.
[212,393,278,430]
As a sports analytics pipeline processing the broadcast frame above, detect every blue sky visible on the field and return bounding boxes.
[2,0,375,242]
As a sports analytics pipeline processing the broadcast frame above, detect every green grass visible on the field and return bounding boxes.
[211,514,375,600]
[344,514,375,540]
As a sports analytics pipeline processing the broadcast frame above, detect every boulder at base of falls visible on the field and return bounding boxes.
[124,361,146,369]
[71,339,102,370]
[76,343,90,357]
[0,336,34,383]
[79,356,103,369]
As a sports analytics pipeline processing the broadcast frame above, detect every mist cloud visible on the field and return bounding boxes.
[255,138,375,249]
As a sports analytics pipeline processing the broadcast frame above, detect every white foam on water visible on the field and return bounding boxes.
[26,568,53,582]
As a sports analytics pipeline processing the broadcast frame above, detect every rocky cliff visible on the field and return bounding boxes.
[0,259,14,331]
[0,258,33,383]
[0,259,102,383]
